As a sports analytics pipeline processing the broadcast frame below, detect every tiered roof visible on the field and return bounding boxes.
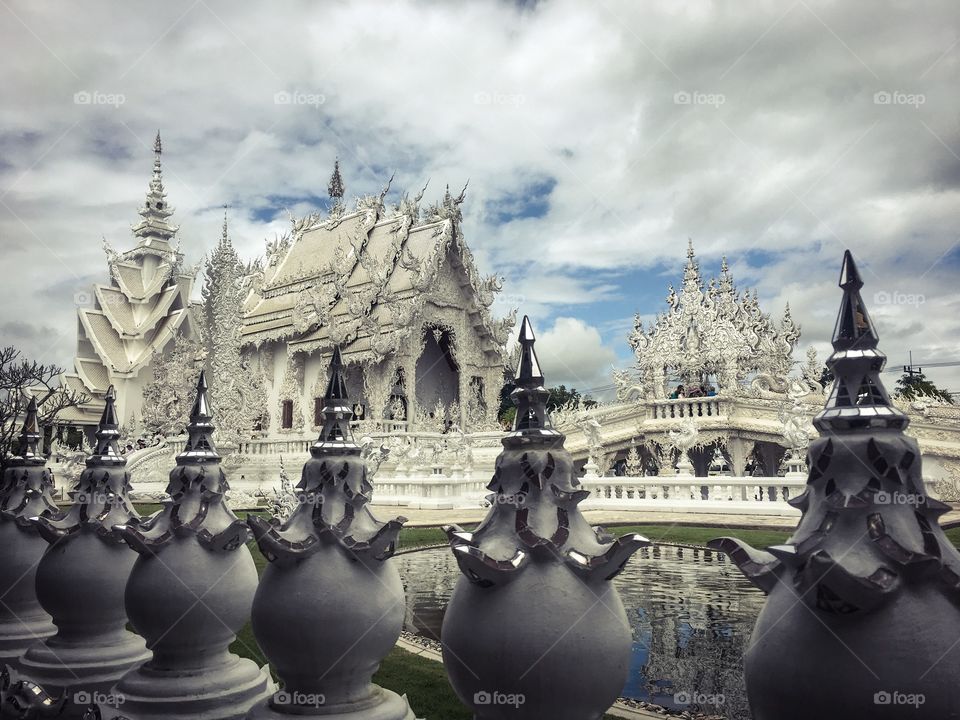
[242,185,514,362]
[60,133,197,424]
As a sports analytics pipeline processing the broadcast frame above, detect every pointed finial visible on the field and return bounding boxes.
[515,316,544,385]
[838,249,862,290]
[832,249,878,351]
[687,238,695,258]
[328,157,344,205]
[90,385,124,465]
[17,395,44,463]
[507,317,560,442]
[814,251,906,433]
[154,130,162,156]
[312,347,359,455]
[221,205,229,242]
[178,370,219,463]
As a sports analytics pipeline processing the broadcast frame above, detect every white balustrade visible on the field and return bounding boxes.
[579,475,805,516]
[648,397,723,420]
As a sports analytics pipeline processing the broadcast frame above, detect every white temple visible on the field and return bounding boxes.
[58,133,198,432]
[54,139,960,512]
[240,182,514,439]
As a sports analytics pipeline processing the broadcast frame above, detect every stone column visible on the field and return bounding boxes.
[0,397,57,667]
[710,251,960,720]
[441,317,648,719]
[22,387,149,718]
[245,347,414,719]
[724,436,754,477]
[114,372,273,719]
[754,441,786,476]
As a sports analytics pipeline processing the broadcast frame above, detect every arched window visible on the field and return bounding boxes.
[281,400,294,429]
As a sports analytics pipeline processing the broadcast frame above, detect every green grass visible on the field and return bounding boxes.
[608,524,791,549]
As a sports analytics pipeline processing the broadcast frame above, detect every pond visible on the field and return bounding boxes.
[396,544,765,720]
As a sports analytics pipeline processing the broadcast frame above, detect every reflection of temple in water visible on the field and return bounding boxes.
[621,546,760,720]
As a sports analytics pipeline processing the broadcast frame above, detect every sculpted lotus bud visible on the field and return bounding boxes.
[711,251,960,720]
[442,316,648,720]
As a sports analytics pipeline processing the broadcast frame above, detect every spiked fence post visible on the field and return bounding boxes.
[710,251,960,719]
[113,372,273,719]
[441,316,649,719]
[0,397,58,666]
[245,347,414,719]
[20,386,149,718]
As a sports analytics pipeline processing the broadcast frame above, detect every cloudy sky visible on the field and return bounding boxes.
[1,0,958,397]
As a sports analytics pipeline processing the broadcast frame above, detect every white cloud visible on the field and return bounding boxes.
[0,0,957,396]
[530,317,619,395]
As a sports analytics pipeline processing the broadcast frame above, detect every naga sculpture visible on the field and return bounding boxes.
[710,251,960,719]
[245,347,414,719]
[441,316,648,719]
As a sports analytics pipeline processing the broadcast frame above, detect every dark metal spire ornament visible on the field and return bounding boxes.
[710,251,960,720]
[245,348,413,719]
[507,316,558,439]
[311,346,358,454]
[442,316,648,719]
[113,373,272,719]
[0,396,57,666]
[20,387,148,715]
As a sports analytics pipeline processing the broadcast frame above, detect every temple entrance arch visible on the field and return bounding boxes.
[415,325,460,429]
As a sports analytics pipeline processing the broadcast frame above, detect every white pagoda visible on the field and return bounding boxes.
[60,133,198,435]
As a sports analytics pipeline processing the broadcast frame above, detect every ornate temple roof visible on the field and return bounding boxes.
[60,134,197,423]
[628,241,799,393]
[242,184,514,363]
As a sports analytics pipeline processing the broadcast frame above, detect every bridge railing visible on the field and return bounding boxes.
[648,396,723,419]
[578,474,806,515]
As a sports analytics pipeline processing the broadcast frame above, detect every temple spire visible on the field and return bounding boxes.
[814,250,907,433]
[507,316,559,440]
[132,130,178,247]
[178,370,219,463]
[312,347,359,455]
[90,385,124,465]
[17,396,43,464]
[328,158,344,214]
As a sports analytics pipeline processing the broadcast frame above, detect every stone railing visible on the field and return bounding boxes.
[648,396,724,420]
[372,475,488,510]
[578,474,806,516]
[123,440,171,473]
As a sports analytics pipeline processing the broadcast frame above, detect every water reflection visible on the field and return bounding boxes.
[396,545,764,720]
